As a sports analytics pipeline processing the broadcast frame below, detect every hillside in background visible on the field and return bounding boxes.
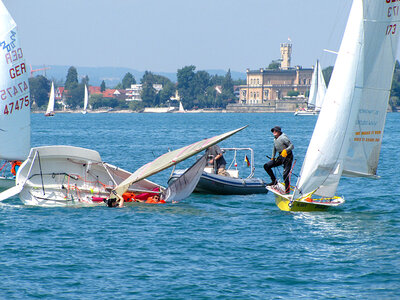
[32,65,246,87]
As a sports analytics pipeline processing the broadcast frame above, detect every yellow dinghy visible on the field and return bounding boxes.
[267,184,344,212]
[267,0,399,212]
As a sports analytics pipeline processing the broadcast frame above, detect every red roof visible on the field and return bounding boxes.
[89,86,101,94]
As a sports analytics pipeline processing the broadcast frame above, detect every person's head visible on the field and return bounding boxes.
[153,194,160,201]
[271,126,282,138]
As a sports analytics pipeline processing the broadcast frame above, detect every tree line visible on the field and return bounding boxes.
[28,66,245,111]
[28,62,400,111]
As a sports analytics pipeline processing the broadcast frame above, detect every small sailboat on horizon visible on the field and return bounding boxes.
[82,84,88,114]
[45,82,55,117]
[269,0,400,211]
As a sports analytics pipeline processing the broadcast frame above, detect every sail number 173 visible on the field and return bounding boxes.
[386,24,397,35]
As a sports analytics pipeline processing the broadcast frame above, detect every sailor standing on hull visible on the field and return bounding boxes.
[264,126,294,194]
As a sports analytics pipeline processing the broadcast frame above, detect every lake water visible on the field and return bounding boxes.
[1,112,399,299]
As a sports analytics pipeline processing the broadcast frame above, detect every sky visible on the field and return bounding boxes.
[3,0,354,73]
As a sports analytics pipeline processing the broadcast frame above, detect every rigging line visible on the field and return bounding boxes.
[37,152,45,196]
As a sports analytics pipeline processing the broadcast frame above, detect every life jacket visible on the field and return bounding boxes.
[145,196,165,204]
[122,192,136,202]
[10,161,22,176]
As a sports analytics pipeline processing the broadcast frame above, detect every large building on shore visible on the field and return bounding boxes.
[237,43,313,107]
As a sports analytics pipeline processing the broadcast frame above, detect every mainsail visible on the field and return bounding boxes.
[45,82,55,116]
[0,1,31,161]
[163,154,207,202]
[308,60,327,110]
[294,0,399,199]
[112,126,247,198]
[82,84,88,113]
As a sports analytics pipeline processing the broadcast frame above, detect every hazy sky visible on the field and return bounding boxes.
[4,0,354,73]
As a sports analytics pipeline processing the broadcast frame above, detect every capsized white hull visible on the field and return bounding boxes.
[13,145,163,207]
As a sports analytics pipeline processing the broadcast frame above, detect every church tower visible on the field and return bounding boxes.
[280,43,292,70]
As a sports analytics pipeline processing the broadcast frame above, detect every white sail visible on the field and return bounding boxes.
[45,82,55,116]
[294,0,399,199]
[82,84,88,114]
[113,126,247,197]
[179,101,185,112]
[307,62,319,107]
[314,60,327,110]
[307,60,327,110]
[343,2,400,178]
[0,1,31,161]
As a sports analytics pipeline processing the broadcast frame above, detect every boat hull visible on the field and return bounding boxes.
[12,145,162,207]
[169,171,267,195]
[267,185,344,212]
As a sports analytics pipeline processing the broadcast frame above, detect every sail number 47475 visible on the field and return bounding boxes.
[2,96,30,115]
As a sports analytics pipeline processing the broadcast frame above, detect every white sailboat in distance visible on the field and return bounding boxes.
[268,0,400,211]
[0,0,31,189]
[294,60,327,116]
[45,82,55,116]
[82,84,88,114]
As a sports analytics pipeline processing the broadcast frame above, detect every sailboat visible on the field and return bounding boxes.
[294,60,327,116]
[0,0,31,189]
[0,126,246,206]
[268,0,400,211]
[45,82,55,116]
[82,84,88,114]
[178,100,186,113]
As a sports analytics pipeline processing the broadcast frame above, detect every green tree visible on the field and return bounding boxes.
[268,60,281,70]
[122,72,136,89]
[141,82,157,106]
[66,83,85,109]
[29,75,51,108]
[100,80,106,92]
[177,65,196,107]
[65,66,78,90]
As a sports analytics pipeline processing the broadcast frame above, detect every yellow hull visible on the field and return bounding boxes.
[267,185,345,212]
[275,195,332,212]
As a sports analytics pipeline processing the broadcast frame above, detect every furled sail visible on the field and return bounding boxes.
[294,0,399,199]
[112,126,247,198]
[163,154,207,202]
[0,1,31,160]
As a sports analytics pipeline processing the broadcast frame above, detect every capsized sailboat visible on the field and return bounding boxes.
[0,126,247,206]
[294,60,326,116]
[0,0,31,189]
[82,84,88,114]
[45,82,55,116]
[110,126,247,205]
[269,0,400,211]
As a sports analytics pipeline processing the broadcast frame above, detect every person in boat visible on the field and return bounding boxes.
[206,144,229,176]
[10,160,22,177]
[264,126,294,194]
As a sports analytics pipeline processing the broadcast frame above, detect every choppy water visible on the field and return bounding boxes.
[1,112,399,299]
